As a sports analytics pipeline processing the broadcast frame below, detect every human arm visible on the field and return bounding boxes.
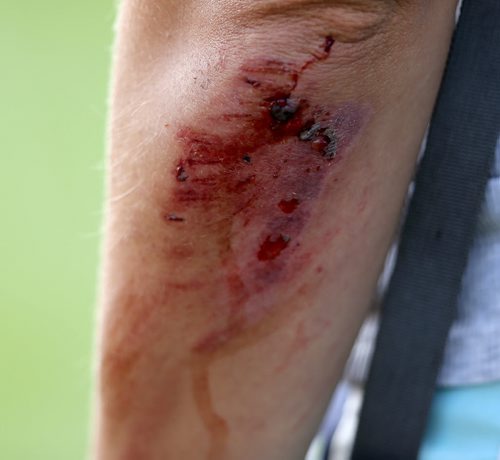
[94,1,458,459]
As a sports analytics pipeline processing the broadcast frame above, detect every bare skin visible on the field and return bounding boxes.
[94,1,458,459]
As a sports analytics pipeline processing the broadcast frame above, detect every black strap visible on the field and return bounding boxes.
[351,1,500,459]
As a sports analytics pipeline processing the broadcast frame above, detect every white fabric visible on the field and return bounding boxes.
[344,137,500,387]
[438,138,500,384]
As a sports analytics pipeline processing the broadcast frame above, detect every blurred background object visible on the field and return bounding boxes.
[0,1,114,458]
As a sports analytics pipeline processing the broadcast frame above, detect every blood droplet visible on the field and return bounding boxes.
[311,135,330,152]
[257,234,291,261]
[278,197,300,214]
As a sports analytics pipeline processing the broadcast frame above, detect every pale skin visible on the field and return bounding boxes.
[94,1,459,459]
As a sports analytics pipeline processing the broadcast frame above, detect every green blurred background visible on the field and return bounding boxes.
[1,1,115,458]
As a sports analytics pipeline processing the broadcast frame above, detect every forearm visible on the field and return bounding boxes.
[95,1,458,459]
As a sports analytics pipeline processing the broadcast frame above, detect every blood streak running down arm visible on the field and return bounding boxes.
[95,1,459,459]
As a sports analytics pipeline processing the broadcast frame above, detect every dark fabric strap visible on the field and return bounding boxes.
[350,1,500,459]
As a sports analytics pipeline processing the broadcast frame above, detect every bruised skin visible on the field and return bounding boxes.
[159,36,369,458]
[164,36,368,352]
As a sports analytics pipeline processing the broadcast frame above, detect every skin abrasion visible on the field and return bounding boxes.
[98,0,463,458]
[160,38,370,458]
[165,35,367,351]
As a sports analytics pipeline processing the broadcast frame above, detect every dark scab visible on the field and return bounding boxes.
[270,98,299,123]
[322,128,338,159]
[242,154,252,164]
[176,165,189,182]
[245,77,261,88]
[323,35,335,53]
[166,214,185,222]
[323,139,337,159]
[299,123,321,141]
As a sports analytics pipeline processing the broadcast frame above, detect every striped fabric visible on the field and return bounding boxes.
[438,139,500,385]
[346,138,500,387]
